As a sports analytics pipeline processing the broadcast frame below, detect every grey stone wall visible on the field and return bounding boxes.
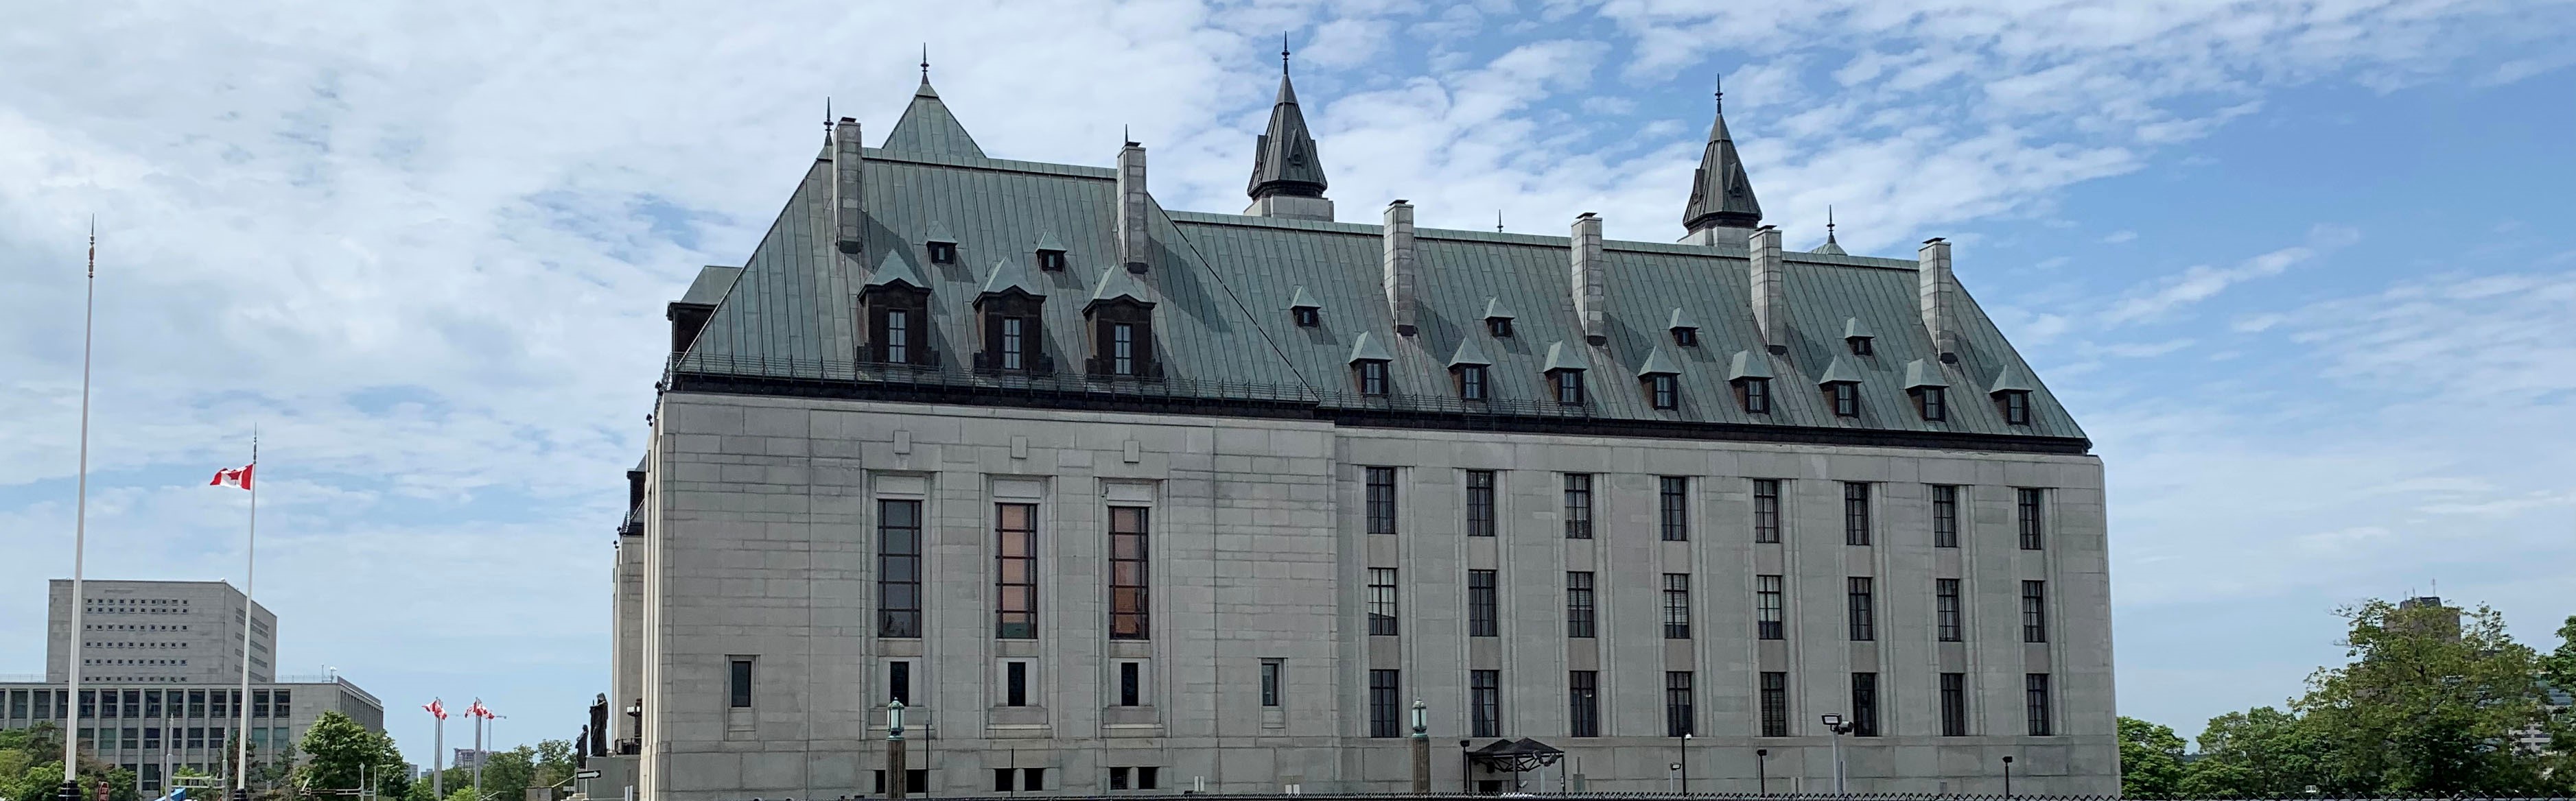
[631,392,2114,800]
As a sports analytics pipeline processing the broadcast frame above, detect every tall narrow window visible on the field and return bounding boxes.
[1554,369,1585,404]
[1458,365,1488,400]
[1664,671,1695,737]
[2000,390,2032,425]
[1367,569,1400,636]
[1471,670,1501,738]
[1260,659,1283,707]
[2026,673,2054,736]
[1568,671,1600,737]
[1365,468,1398,534]
[1842,482,1872,545]
[1004,662,1029,707]
[1851,672,1880,737]
[996,503,1038,639]
[1936,579,1963,642]
[2017,488,2047,549]
[1109,506,1151,640]
[1562,474,1593,539]
[1648,374,1678,409]
[1038,250,1067,272]
[1847,577,1875,641]
[1488,317,1513,337]
[999,317,1025,370]
[1941,673,1968,737]
[878,500,924,638]
[1468,571,1499,638]
[2022,581,2048,643]
[1119,662,1141,706]
[1759,672,1788,737]
[1829,381,1860,416]
[1659,477,1689,541]
[1465,470,1496,537]
[1738,376,1771,414]
[1357,360,1390,395]
[727,658,753,708]
[1565,572,1596,638]
[1932,485,1960,548]
[1753,479,1781,543]
[1368,670,1401,738]
[1757,575,1785,640]
[1662,574,1691,639]
[1292,307,1318,327]
[889,660,912,705]
[928,241,957,264]
[1111,322,1136,375]
[1916,386,1947,421]
[886,309,911,364]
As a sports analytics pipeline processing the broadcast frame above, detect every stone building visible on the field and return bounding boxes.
[611,62,2114,800]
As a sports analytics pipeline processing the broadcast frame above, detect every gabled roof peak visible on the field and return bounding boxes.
[863,250,926,292]
[1817,355,1864,385]
[1637,346,1682,377]
[1542,341,1589,372]
[979,256,1043,299]
[1287,285,1323,311]
[1347,331,1394,363]
[1448,337,1494,368]
[1483,298,1517,320]
[1726,350,1776,381]
[882,75,987,159]
[1085,266,1153,312]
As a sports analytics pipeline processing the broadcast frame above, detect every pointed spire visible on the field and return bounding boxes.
[882,51,986,159]
[1247,43,1328,202]
[920,44,930,81]
[1814,205,1847,254]
[1683,73,1762,235]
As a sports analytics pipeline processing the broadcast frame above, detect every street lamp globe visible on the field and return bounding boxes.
[1409,700,1428,736]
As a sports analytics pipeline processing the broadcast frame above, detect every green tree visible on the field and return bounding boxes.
[2297,599,2567,795]
[2118,716,2188,797]
[529,741,576,791]
[475,747,536,799]
[296,712,407,799]
[2179,705,2331,797]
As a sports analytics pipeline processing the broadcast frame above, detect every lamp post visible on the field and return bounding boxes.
[1409,700,1430,793]
[2000,755,2013,799]
[1755,749,1768,796]
[886,700,906,800]
[1678,733,1691,794]
[625,700,642,755]
[1820,713,1853,799]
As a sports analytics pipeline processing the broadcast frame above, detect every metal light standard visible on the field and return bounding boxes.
[1677,733,1691,794]
[1408,700,1430,793]
[2000,755,2013,798]
[1755,748,1768,796]
[885,700,906,800]
[1820,713,1853,799]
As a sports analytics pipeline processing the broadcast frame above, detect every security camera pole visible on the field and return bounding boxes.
[1820,713,1853,799]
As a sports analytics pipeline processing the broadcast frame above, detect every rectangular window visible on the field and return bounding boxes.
[1662,573,1691,639]
[1664,671,1695,737]
[1112,323,1135,375]
[1136,767,1157,790]
[1650,374,1678,409]
[872,770,928,795]
[1260,659,1282,707]
[1847,577,1875,641]
[878,499,924,638]
[1562,474,1593,539]
[1000,316,1025,370]
[1566,572,1596,638]
[1110,506,1150,640]
[2026,673,2053,736]
[996,503,1038,639]
[887,309,910,363]
[1830,382,1859,416]
[1460,365,1486,400]
[2018,488,2046,549]
[1465,470,1497,537]
[996,769,1018,793]
[727,658,753,708]
[1659,476,1689,540]
[1937,578,1963,642]
[1919,386,1947,420]
[1366,568,1400,636]
[1757,575,1785,640]
[1941,673,1967,737]
[1753,479,1781,543]
[1932,485,1960,548]
[1759,672,1788,737]
[1842,482,1872,545]
[187,691,204,719]
[2004,391,2031,425]
[1368,670,1401,738]
[2023,580,2048,643]
[1108,767,1126,791]
[1554,370,1585,404]
[1568,671,1600,737]
[251,690,266,718]
[1470,670,1501,738]
[1740,376,1771,413]
[145,691,161,719]
[889,660,913,705]
[1365,467,1398,534]
[1005,662,1028,707]
[1359,361,1388,395]
[1119,662,1141,707]
[1851,672,1880,737]
[1468,570,1499,638]
[1023,768,1046,791]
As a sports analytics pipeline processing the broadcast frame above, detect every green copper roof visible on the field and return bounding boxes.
[1843,316,1876,340]
[1033,230,1066,252]
[1541,341,1588,373]
[1448,336,1494,367]
[1726,350,1775,381]
[677,265,742,306]
[1248,72,1329,200]
[1667,307,1701,331]
[981,256,1043,298]
[924,219,957,245]
[1086,264,1151,311]
[1637,346,1682,377]
[1287,285,1323,310]
[1482,298,1517,320]
[1347,331,1393,363]
[881,78,987,159]
[1682,101,1761,232]
[863,250,925,291]
[1816,355,1862,385]
[1991,363,2039,394]
[1903,359,1949,389]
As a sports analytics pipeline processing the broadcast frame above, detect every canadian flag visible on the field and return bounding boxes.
[423,698,447,720]
[209,464,255,490]
[467,700,494,719]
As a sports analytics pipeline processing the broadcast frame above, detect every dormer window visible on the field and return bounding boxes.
[1552,370,1586,404]
[1667,308,1702,348]
[1648,374,1678,409]
[1541,342,1588,405]
[1736,378,1771,413]
[1037,250,1067,272]
[1489,318,1513,337]
[1289,286,1324,329]
[1848,336,1873,355]
[1843,318,1876,356]
[976,258,1049,373]
[1826,382,1860,417]
[859,252,936,367]
[1673,328,1697,346]
[1457,366,1488,400]
[1357,361,1389,395]
[1998,390,2031,425]
[928,241,957,265]
[1449,338,1495,403]
[1914,386,1947,420]
[1084,268,1159,379]
[1348,333,1394,397]
[1294,307,1318,327]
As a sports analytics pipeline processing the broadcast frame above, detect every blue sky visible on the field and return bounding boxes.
[3,0,2573,767]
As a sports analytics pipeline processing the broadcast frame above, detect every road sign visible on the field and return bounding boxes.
[574,770,602,780]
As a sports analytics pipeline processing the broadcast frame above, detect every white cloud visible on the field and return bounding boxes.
[2102,224,2358,324]
[2103,229,2137,243]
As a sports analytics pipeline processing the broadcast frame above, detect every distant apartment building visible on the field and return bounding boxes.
[3,579,382,796]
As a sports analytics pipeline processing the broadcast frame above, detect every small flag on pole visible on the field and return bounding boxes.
[210,464,254,490]
[425,698,448,719]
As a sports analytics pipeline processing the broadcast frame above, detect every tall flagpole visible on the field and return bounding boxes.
[432,702,445,801]
[232,431,257,801]
[59,219,98,801]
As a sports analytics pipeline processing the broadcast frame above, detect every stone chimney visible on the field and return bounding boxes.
[1118,140,1151,274]
[1747,226,1786,352]
[1571,213,1607,345]
[832,117,865,256]
[1918,238,1960,361]
[1383,200,1419,336]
